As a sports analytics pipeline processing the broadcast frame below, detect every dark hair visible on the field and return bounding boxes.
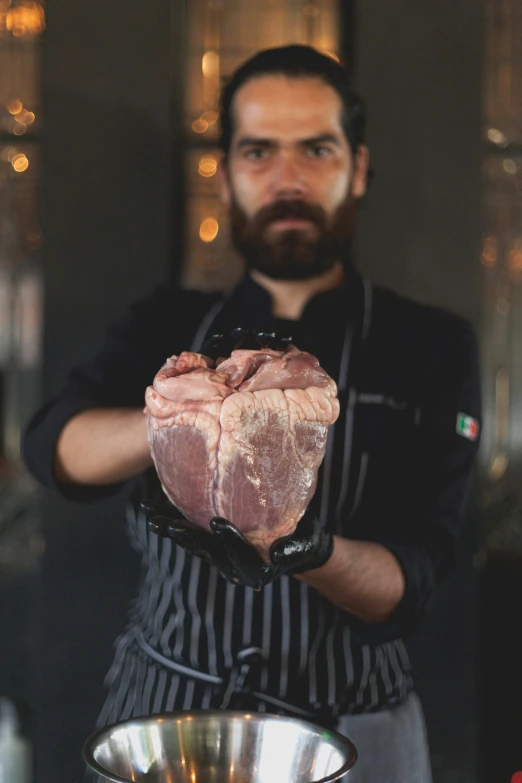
[219,44,366,158]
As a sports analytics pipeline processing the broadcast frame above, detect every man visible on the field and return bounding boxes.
[22,45,481,782]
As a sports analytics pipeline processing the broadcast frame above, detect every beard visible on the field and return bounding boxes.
[229,191,356,280]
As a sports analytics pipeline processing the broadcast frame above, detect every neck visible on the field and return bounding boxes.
[250,262,345,320]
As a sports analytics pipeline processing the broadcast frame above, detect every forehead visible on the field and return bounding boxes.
[231,75,345,141]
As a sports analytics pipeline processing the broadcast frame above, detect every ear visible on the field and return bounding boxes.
[218,158,231,208]
[351,145,370,199]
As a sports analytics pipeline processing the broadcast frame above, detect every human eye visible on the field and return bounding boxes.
[306,144,333,158]
[244,147,269,161]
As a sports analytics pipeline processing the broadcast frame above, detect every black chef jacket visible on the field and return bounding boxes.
[22,270,481,717]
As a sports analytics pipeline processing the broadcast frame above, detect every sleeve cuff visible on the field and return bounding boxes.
[22,394,126,503]
[345,536,447,645]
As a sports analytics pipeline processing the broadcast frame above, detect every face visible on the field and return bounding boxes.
[220,75,369,280]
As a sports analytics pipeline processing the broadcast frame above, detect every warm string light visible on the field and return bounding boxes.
[2,0,46,36]
[198,155,218,177]
[11,152,29,172]
[202,49,219,79]
[482,234,522,282]
[7,99,23,115]
[487,128,508,147]
[4,100,36,136]
[195,49,220,132]
[199,217,219,242]
[0,147,29,172]
[192,118,208,134]
[191,110,218,135]
[190,0,224,136]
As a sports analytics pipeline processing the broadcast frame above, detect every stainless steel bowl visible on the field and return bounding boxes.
[83,710,357,783]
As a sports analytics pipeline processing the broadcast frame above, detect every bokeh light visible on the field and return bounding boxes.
[11,153,29,172]
[7,99,23,115]
[202,50,220,78]
[199,217,219,242]
[198,155,218,177]
[192,118,209,134]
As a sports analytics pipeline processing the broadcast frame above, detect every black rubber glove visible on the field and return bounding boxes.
[201,326,293,360]
[141,499,334,590]
[269,511,334,576]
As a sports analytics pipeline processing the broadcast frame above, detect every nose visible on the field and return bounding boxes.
[272,153,307,200]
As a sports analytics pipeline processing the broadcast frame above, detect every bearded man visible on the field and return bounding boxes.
[22,45,481,783]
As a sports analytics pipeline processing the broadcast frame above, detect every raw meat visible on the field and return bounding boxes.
[145,346,339,549]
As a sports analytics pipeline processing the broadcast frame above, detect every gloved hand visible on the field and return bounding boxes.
[201,326,293,360]
[141,498,334,590]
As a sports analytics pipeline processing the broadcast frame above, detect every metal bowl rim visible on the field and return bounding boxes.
[82,709,358,783]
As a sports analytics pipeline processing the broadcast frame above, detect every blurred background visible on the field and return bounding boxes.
[0,0,521,781]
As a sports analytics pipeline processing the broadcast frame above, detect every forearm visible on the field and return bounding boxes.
[54,407,153,486]
[296,535,405,623]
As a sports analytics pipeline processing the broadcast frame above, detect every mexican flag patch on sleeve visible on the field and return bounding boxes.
[456,412,480,441]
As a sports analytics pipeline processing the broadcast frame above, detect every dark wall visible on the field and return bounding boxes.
[354,2,482,782]
[38,3,181,781]
[355,1,482,330]
[42,3,178,391]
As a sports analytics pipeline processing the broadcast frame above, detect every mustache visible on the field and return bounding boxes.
[253,199,328,230]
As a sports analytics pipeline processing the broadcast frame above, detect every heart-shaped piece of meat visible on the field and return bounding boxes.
[145,345,340,549]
